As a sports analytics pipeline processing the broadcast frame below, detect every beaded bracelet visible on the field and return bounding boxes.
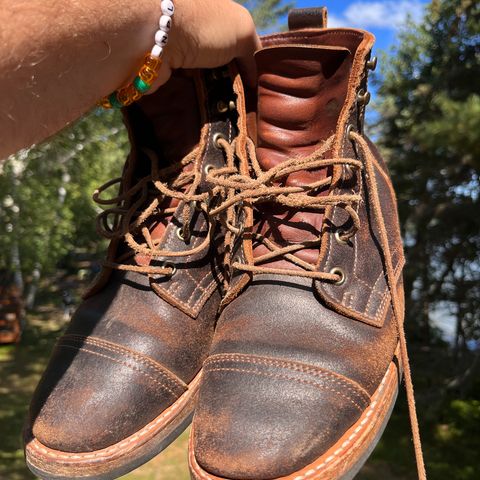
[99,0,174,109]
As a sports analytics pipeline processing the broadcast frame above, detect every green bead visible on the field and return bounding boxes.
[133,76,151,94]
[108,92,123,109]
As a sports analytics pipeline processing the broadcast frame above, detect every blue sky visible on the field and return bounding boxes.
[291,0,429,52]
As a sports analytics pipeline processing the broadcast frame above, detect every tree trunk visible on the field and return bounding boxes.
[25,264,41,310]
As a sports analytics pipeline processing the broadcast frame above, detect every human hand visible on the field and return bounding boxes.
[153,0,261,88]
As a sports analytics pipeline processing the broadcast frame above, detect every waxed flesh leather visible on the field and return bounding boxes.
[192,16,403,480]
[27,68,237,453]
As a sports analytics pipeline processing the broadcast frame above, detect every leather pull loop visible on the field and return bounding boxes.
[288,7,328,31]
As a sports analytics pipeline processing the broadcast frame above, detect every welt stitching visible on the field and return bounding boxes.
[57,344,178,397]
[29,372,201,461]
[196,364,394,480]
[351,163,367,287]
[206,355,370,402]
[191,365,395,480]
[187,260,221,308]
[192,278,218,309]
[156,284,191,309]
[374,288,391,322]
[207,367,365,411]
[373,259,403,321]
[364,270,386,316]
[366,246,401,318]
[60,336,185,390]
[184,268,207,293]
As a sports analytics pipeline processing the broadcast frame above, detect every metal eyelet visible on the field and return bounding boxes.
[204,164,214,175]
[346,124,356,142]
[213,132,227,148]
[356,89,371,106]
[366,56,378,71]
[163,262,177,276]
[330,267,346,286]
[334,230,349,245]
[176,227,185,241]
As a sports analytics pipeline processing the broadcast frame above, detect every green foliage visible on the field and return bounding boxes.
[0,109,128,282]
[238,0,292,30]
[376,0,480,348]
[374,5,480,474]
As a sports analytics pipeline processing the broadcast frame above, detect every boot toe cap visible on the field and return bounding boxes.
[192,353,370,479]
[29,335,186,453]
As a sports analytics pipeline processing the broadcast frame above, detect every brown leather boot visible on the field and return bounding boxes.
[24,67,237,479]
[190,9,426,480]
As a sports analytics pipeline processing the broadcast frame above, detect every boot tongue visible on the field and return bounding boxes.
[256,44,351,177]
[123,71,202,266]
[134,70,201,166]
[253,40,352,265]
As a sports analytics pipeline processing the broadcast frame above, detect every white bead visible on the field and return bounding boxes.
[151,44,164,58]
[161,0,174,16]
[155,30,169,47]
[159,15,172,32]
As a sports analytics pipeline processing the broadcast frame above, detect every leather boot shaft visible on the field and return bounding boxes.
[252,28,375,268]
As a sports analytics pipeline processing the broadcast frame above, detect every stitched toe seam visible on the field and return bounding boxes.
[60,334,187,391]
[57,343,180,398]
[206,366,367,411]
[205,353,370,404]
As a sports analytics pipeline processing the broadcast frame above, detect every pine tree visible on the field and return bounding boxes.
[376,0,480,356]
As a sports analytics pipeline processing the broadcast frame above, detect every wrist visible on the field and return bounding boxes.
[101,0,175,108]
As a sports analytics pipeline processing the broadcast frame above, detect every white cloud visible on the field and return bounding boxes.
[327,1,425,30]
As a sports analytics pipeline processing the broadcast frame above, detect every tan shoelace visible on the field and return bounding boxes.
[93,144,219,276]
[208,132,427,480]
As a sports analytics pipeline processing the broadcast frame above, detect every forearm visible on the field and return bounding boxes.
[0,0,259,159]
[0,0,159,158]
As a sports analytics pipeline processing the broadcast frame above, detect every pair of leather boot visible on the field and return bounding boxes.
[24,7,426,480]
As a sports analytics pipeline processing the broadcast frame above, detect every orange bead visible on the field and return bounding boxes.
[144,54,162,71]
[139,65,158,84]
